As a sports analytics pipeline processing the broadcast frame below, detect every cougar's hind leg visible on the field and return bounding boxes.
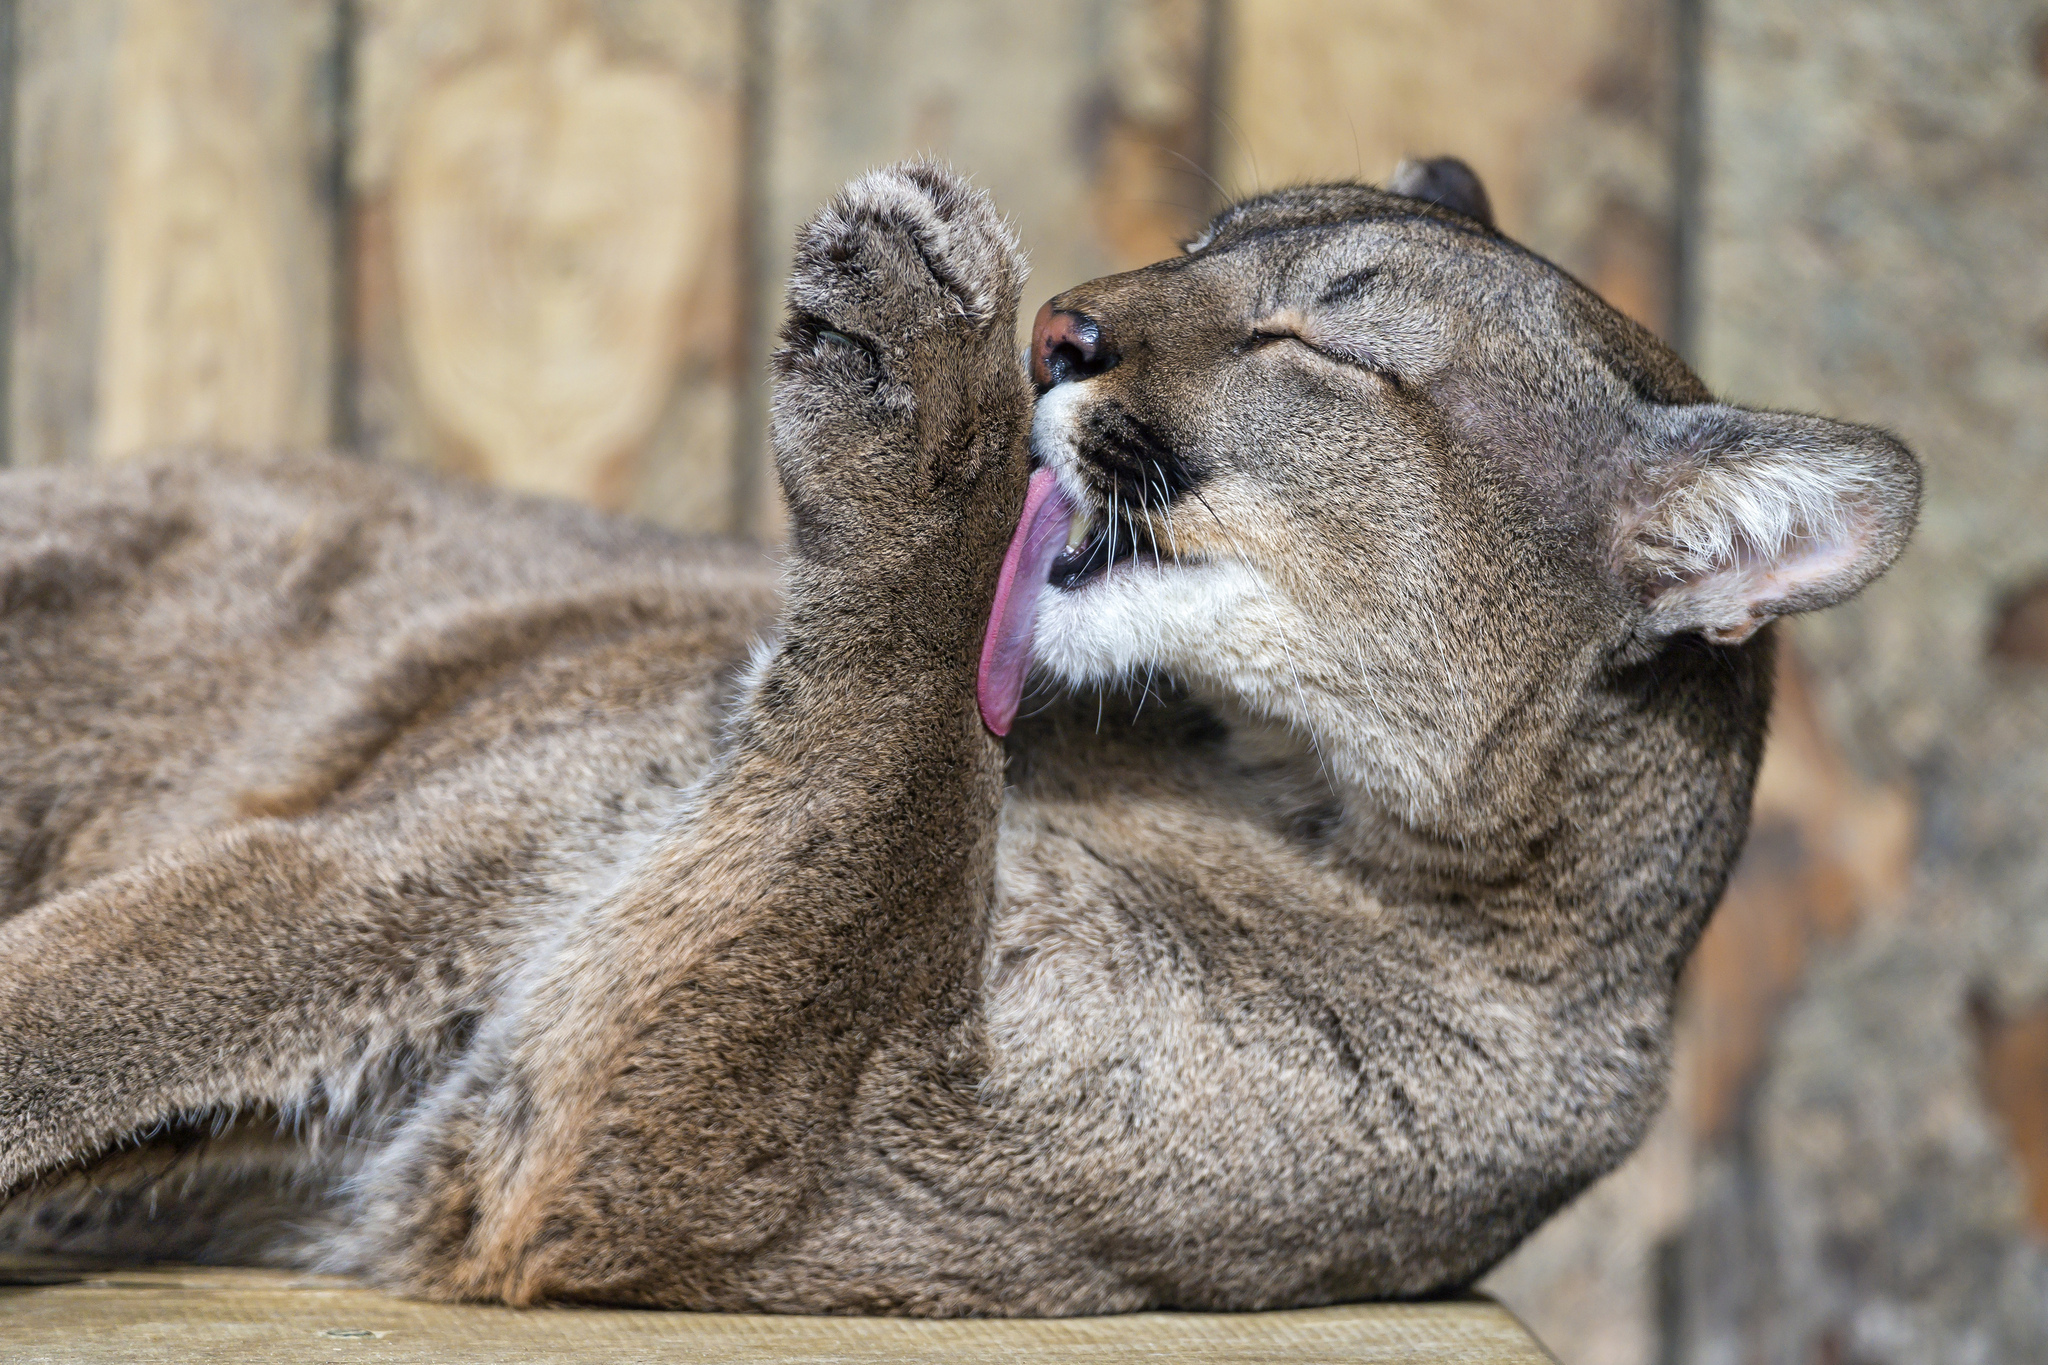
[0,1117,344,1266]
[0,814,520,1220]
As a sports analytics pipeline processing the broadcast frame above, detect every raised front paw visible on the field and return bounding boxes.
[770,162,1031,548]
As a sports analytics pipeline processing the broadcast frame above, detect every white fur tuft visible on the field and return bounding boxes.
[1623,406,1917,641]
[1637,448,1880,584]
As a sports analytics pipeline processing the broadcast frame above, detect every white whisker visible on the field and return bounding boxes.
[1149,461,1183,560]
[1107,488,1120,582]
[1191,487,1253,566]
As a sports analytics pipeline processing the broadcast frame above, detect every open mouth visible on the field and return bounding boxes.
[978,466,1181,735]
[1050,497,1165,590]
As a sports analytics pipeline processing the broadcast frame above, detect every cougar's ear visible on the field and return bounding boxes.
[1617,405,1921,645]
[1387,157,1495,229]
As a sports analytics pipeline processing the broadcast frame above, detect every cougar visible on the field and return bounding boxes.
[0,160,1918,1313]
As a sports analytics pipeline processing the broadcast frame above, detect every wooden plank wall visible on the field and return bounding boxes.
[351,0,748,527]
[0,0,1229,539]
[0,0,1679,533]
[1225,0,1681,339]
[11,0,341,471]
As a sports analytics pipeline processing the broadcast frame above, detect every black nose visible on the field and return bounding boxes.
[1030,301,1118,389]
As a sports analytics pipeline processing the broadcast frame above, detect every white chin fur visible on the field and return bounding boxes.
[1028,382,1293,692]
[1030,558,1278,689]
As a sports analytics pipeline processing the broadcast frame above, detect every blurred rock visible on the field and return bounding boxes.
[1665,0,2048,1358]
[1988,577,2048,665]
[1495,2,2048,1360]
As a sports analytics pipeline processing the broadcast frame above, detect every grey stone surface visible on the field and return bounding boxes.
[1668,0,2048,1360]
[1493,3,2048,1361]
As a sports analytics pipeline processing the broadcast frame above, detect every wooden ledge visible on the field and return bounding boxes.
[0,1264,1554,1363]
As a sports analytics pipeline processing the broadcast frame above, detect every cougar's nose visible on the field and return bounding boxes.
[1030,301,1118,390]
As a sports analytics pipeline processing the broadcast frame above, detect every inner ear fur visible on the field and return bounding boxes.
[1386,157,1495,229]
[1616,404,1921,645]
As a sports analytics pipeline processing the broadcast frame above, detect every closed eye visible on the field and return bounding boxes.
[1245,328,1401,389]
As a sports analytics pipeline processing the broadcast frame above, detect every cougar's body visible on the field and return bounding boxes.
[0,163,1916,1312]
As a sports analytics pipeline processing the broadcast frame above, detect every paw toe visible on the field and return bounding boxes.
[793,160,1025,331]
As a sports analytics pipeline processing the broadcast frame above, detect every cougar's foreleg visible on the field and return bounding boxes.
[345,162,1035,1306]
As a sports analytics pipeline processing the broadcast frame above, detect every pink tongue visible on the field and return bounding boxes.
[977,468,1073,735]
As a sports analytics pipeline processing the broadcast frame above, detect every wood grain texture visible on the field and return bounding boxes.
[1660,2,2048,1356]
[0,1265,1554,1364]
[10,0,340,467]
[351,0,745,531]
[768,0,1212,308]
[7,1,118,468]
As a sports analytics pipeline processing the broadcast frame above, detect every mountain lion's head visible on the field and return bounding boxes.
[981,159,1918,846]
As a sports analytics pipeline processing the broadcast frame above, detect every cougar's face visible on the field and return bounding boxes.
[1023,186,1710,804]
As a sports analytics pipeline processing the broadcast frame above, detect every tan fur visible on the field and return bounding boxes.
[0,161,1917,1313]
